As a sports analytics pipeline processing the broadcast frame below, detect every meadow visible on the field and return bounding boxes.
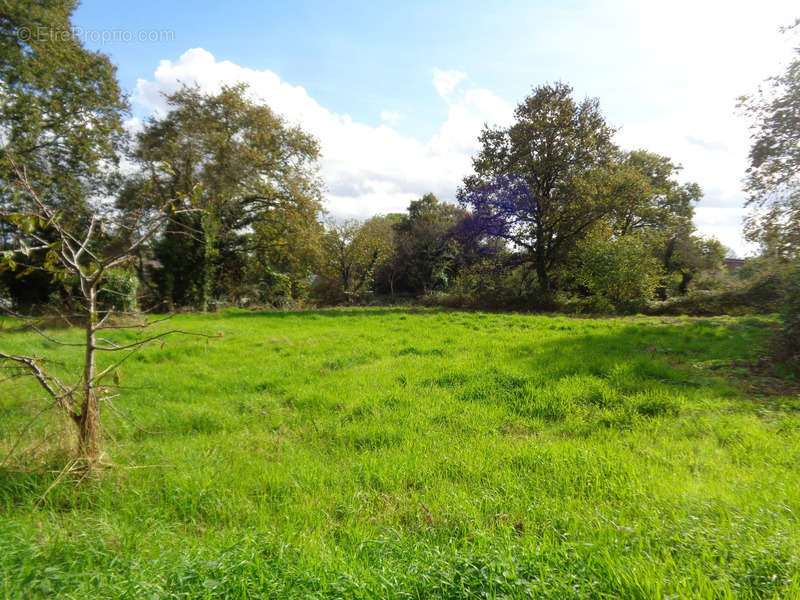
[1,308,799,599]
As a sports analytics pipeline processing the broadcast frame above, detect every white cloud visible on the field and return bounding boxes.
[606,0,798,256]
[132,6,796,258]
[431,68,468,101]
[133,48,511,218]
[379,110,404,125]
[122,116,144,135]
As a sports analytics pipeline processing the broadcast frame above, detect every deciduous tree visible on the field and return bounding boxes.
[126,84,323,310]
[317,217,395,303]
[1,159,207,464]
[602,150,719,294]
[573,228,663,311]
[457,83,617,294]
[392,194,464,294]
[0,0,128,308]
[740,20,800,258]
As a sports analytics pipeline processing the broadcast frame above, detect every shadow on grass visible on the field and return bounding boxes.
[511,319,800,406]
[520,319,772,367]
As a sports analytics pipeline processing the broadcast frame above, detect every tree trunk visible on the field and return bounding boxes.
[202,221,212,313]
[533,213,552,296]
[201,210,218,313]
[536,264,550,296]
[679,271,692,295]
[78,284,100,460]
[535,241,550,295]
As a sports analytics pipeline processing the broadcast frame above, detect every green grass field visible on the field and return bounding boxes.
[1,309,799,598]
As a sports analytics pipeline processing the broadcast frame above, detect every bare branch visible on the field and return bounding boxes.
[2,153,210,466]
[95,314,174,331]
[93,328,219,352]
[0,352,80,421]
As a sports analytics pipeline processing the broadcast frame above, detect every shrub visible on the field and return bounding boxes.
[574,234,662,313]
[97,268,139,312]
[442,261,556,311]
[646,265,786,316]
[773,261,800,373]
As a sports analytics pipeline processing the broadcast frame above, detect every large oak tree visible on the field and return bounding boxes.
[457,82,617,294]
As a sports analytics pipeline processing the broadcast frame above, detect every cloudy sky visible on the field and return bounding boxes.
[75,0,798,256]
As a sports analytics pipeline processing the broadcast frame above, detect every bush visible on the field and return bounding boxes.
[574,234,662,313]
[646,267,786,316]
[230,268,315,309]
[441,261,556,311]
[97,268,139,312]
[773,261,800,373]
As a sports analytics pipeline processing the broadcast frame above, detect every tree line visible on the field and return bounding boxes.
[1,2,798,325]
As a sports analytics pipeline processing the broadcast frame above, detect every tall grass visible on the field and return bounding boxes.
[1,309,798,598]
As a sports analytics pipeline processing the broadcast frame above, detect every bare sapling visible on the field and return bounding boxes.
[1,157,213,468]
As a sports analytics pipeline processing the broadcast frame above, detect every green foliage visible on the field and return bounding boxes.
[574,233,663,312]
[740,22,800,257]
[0,0,128,210]
[315,217,397,304]
[1,310,798,597]
[648,266,786,316]
[127,84,323,310]
[662,234,727,296]
[97,268,139,312]
[457,88,714,304]
[773,260,800,373]
[458,82,617,294]
[609,150,698,238]
[0,0,128,308]
[390,194,465,294]
[444,259,552,310]
[597,150,719,297]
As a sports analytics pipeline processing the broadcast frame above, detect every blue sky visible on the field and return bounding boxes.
[73,0,798,255]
